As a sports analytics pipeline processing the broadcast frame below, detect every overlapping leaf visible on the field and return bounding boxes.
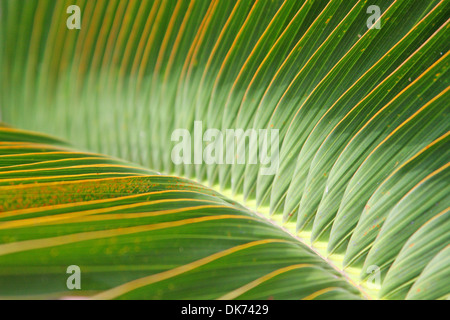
[0,127,362,300]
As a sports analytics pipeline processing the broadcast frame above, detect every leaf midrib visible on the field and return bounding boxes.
[207,181,379,300]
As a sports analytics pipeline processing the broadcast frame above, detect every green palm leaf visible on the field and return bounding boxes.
[0,0,448,300]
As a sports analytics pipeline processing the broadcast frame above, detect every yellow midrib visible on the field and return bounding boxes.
[211,183,381,300]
